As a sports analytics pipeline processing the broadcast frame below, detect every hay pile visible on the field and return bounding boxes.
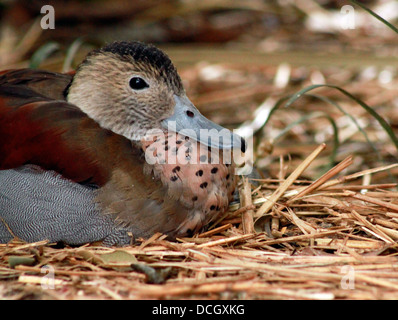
[1,146,398,299]
[1,0,398,300]
[1,53,398,300]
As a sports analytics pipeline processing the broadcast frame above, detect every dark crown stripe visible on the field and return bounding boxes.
[99,41,183,93]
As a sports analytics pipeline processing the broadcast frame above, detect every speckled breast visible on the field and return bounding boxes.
[141,130,237,234]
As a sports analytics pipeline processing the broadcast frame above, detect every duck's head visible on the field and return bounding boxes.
[67,41,245,151]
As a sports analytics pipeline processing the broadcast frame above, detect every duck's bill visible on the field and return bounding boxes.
[161,95,246,152]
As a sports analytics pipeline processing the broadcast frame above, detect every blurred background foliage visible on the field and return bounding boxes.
[0,0,397,181]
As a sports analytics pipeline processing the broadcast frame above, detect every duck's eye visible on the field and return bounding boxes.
[186,110,194,118]
[129,77,149,90]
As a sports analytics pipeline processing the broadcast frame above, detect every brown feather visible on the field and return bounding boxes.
[0,60,238,240]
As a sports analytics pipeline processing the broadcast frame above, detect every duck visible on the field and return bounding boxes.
[0,41,245,246]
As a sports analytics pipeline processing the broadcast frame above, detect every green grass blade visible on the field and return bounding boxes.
[305,93,379,159]
[29,42,60,69]
[62,38,84,72]
[273,111,339,168]
[350,0,398,34]
[286,84,398,155]
[250,96,291,150]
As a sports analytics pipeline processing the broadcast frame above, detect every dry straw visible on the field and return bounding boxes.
[1,143,398,300]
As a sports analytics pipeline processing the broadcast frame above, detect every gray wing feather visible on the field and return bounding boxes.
[0,165,131,245]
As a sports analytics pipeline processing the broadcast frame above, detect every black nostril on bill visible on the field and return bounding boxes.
[240,137,247,153]
[186,110,194,118]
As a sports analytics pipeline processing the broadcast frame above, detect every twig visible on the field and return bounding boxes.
[287,155,353,204]
[345,190,398,212]
[196,234,256,248]
[240,178,255,234]
[255,143,326,218]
